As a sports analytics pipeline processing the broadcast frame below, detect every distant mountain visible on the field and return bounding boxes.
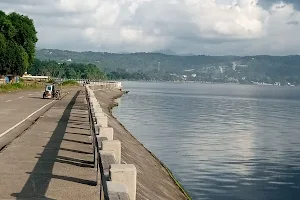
[35,49,300,85]
[152,49,177,55]
[179,53,195,56]
[36,48,238,72]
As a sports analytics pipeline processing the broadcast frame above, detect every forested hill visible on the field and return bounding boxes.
[36,49,300,85]
[36,49,240,72]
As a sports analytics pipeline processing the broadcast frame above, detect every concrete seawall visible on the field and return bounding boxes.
[91,85,189,200]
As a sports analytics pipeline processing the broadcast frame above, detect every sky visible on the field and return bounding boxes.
[1,0,300,55]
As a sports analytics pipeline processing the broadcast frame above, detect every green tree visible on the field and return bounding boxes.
[0,11,37,76]
[7,12,38,66]
[3,41,28,75]
[0,14,16,40]
[28,59,107,80]
[0,32,7,75]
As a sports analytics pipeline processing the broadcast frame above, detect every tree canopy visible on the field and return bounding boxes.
[29,59,106,80]
[0,11,37,76]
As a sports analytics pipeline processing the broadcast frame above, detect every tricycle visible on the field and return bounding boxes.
[43,84,61,100]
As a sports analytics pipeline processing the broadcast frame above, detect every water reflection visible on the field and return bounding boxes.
[113,82,300,200]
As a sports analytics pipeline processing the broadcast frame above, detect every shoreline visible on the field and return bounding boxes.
[94,88,190,200]
[118,80,299,87]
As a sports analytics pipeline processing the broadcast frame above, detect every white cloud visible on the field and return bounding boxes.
[184,0,267,39]
[1,0,300,55]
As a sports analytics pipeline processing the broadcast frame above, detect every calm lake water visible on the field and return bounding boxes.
[112,82,300,200]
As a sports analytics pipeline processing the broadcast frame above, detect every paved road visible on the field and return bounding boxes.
[0,90,53,135]
[0,88,81,150]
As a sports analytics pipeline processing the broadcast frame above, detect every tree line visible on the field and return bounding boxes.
[29,59,106,80]
[0,10,38,76]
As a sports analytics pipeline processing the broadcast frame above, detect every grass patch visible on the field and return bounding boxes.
[62,80,79,86]
[0,82,43,93]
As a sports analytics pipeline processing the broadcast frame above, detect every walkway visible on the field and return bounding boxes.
[0,90,99,199]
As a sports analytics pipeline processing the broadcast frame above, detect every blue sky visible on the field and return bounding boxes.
[1,0,300,55]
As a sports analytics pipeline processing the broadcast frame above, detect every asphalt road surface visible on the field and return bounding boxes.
[0,89,57,149]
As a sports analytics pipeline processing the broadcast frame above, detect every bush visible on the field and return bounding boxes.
[0,82,42,92]
[62,80,79,86]
[47,79,55,83]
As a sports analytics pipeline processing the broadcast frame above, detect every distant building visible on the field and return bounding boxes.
[22,73,50,81]
[0,75,5,85]
[274,82,281,86]
[219,66,223,73]
[184,69,194,72]
[0,75,20,84]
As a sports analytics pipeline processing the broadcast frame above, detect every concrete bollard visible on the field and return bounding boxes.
[90,98,98,103]
[110,164,137,200]
[91,104,100,109]
[102,140,121,164]
[94,112,104,117]
[93,107,103,113]
[91,101,99,107]
[95,112,105,118]
[91,101,99,108]
[88,135,108,143]
[91,101,100,107]
[92,109,103,116]
[100,150,117,178]
[107,182,130,200]
[98,127,114,140]
[95,116,108,127]
[90,97,97,101]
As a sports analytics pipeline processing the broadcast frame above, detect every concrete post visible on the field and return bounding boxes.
[98,127,114,140]
[107,182,130,200]
[95,112,105,118]
[100,150,117,178]
[90,100,100,106]
[101,140,121,164]
[90,98,98,103]
[95,116,108,127]
[88,135,108,143]
[91,103,99,109]
[92,108,103,116]
[110,164,137,200]
[93,106,103,112]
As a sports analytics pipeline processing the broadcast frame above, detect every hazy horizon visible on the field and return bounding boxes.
[37,48,300,57]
